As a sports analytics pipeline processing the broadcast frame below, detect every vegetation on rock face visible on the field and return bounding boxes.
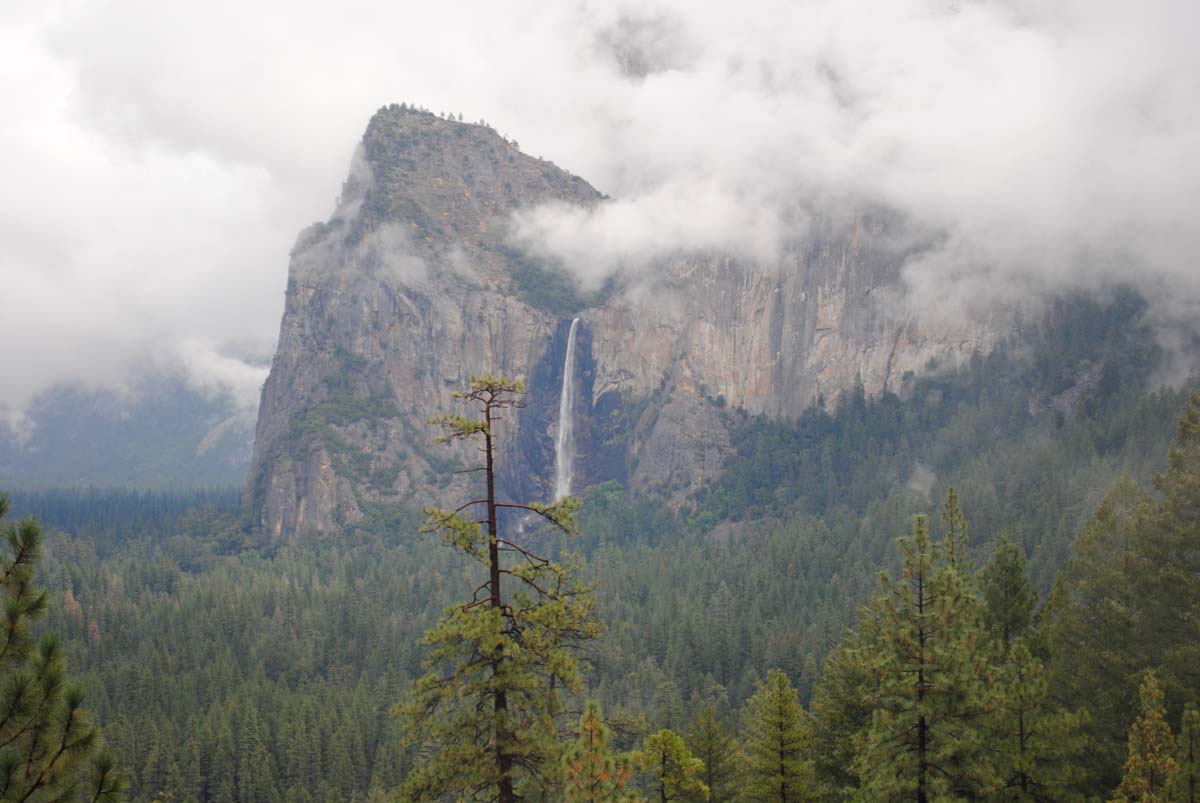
[689,289,1171,536]
[500,245,617,316]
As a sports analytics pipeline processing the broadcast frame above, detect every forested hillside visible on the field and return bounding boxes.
[0,378,253,491]
[7,292,1198,801]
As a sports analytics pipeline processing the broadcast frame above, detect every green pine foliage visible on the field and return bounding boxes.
[978,533,1037,647]
[849,506,995,801]
[808,642,876,802]
[1046,397,1200,794]
[740,669,814,802]
[978,535,1089,799]
[1045,476,1156,792]
[683,706,741,803]
[988,640,1088,800]
[1111,671,1179,802]
[1144,393,1200,696]
[395,377,600,802]
[561,700,636,803]
[3,296,1195,801]
[1174,705,1200,803]
[634,729,707,802]
[0,493,124,802]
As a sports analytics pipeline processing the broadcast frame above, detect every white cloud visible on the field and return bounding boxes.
[2,0,1198,416]
[174,339,268,415]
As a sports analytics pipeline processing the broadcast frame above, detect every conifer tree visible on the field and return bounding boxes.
[979,533,1036,647]
[808,641,875,802]
[941,487,970,570]
[1111,671,1179,802]
[683,705,740,803]
[1174,704,1200,803]
[1046,477,1155,793]
[1047,394,1200,794]
[850,512,995,801]
[561,700,635,803]
[395,377,599,801]
[633,729,706,802]
[989,640,1088,800]
[0,492,125,803]
[741,668,814,802]
[1146,391,1200,694]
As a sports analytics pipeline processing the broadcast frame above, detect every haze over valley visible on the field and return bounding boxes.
[2,1,1200,800]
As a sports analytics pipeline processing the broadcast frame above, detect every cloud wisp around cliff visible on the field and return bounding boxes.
[3,0,1198,420]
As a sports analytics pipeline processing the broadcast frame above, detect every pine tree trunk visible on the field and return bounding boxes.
[1018,709,1029,796]
[779,697,788,802]
[705,741,715,802]
[917,571,928,803]
[484,411,516,803]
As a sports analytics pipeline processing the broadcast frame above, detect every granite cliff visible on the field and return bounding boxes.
[246,105,993,538]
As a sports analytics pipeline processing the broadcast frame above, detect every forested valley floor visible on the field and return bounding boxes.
[5,293,1200,801]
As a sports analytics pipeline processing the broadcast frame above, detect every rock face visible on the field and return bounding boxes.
[246,105,993,537]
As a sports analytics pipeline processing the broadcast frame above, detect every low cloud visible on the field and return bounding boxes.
[3,0,1198,419]
[508,0,1200,329]
[907,462,938,503]
[509,181,794,287]
[174,339,269,415]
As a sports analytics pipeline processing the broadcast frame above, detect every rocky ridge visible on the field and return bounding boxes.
[246,105,993,537]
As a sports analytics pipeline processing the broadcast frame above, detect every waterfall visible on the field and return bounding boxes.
[553,318,580,501]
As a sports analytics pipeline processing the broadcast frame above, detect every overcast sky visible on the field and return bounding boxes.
[2,0,1198,423]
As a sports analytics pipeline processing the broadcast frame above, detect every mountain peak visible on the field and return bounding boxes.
[353,103,601,247]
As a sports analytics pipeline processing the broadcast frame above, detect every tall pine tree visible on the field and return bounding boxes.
[395,377,600,801]
[740,668,814,802]
[684,705,740,803]
[0,492,125,802]
[1174,704,1200,803]
[850,510,995,801]
[1111,671,1179,802]
[808,640,876,802]
[988,640,1088,800]
[978,533,1036,648]
[1145,392,1200,697]
[1046,476,1156,793]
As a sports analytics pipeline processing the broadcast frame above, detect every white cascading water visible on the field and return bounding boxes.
[554,318,580,501]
